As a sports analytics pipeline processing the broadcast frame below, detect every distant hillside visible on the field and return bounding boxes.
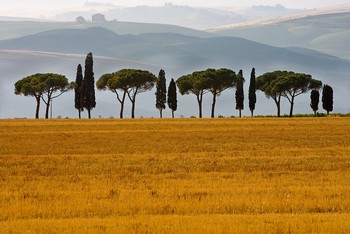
[287,11,350,28]
[233,4,308,21]
[209,11,350,59]
[53,3,312,30]
[0,27,348,74]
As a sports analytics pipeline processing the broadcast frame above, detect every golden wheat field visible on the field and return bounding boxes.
[0,117,349,233]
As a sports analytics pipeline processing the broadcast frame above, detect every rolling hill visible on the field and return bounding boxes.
[0,21,214,41]
[209,11,350,59]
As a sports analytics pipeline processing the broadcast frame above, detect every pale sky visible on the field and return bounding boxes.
[1,0,349,18]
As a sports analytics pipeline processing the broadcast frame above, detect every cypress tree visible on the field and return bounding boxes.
[83,52,96,119]
[155,69,167,118]
[248,68,256,117]
[167,78,177,118]
[235,70,244,118]
[74,64,84,119]
[322,84,333,115]
[310,90,320,116]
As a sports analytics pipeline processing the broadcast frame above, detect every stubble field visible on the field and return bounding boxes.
[0,118,349,233]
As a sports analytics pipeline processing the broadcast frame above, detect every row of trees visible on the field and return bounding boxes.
[96,68,178,119]
[256,70,323,117]
[14,53,334,119]
[14,53,96,119]
[175,68,332,118]
[257,71,333,116]
[176,68,245,118]
[14,73,71,119]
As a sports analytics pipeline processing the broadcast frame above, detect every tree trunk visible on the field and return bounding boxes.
[211,93,217,118]
[88,109,91,119]
[197,99,203,118]
[160,110,163,118]
[127,90,138,119]
[289,102,294,117]
[131,101,135,118]
[197,93,203,118]
[119,91,127,119]
[120,102,124,119]
[289,96,295,117]
[251,110,254,117]
[45,99,50,119]
[172,110,174,119]
[239,109,242,118]
[131,96,136,119]
[276,96,281,117]
[314,110,317,117]
[35,96,40,119]
[78,110,81,119]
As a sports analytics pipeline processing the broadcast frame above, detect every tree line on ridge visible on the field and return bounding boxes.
[14,52,334,119]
